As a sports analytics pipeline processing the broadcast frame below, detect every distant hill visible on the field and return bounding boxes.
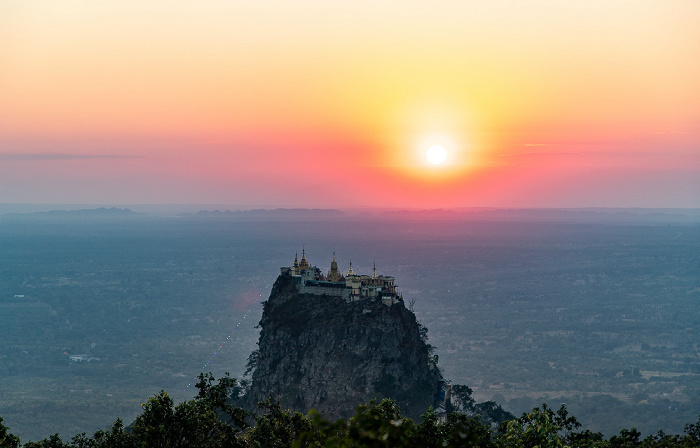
[377,207,700,223]
[193,208,347,220]
[1,207,143,220]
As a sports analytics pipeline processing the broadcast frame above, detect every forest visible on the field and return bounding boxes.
[2,373,700,447]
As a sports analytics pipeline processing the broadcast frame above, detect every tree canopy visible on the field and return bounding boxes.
[2,375,699,448]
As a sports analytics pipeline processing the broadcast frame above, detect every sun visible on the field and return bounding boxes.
[426,145,448,165]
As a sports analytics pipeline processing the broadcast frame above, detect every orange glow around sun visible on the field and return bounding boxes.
[374,98,497,187]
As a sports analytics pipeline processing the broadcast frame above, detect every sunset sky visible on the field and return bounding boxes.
[1,1,699,209]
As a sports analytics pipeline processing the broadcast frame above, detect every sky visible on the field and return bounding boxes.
[1,1,699,209]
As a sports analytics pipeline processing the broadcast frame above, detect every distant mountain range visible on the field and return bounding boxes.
[2,206,699,223]
[378,208,700,223]
[0,207,143,220]
[192,208,347,219]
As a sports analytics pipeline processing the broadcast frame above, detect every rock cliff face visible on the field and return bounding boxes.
[244,274,443,419]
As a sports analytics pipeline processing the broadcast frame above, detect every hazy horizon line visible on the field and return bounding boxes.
[2,202,700,215]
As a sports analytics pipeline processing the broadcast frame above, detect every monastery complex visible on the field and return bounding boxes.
[280,251,402,306]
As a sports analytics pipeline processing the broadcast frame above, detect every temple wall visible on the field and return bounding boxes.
[298,283,351,301]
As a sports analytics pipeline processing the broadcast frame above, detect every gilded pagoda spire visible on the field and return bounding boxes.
[299,248,310,269]
[329,251,341,282]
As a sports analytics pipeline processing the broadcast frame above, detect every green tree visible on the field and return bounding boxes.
[335,399,419,447]
[243,399,316,447]
[448,384,514,426]
[0,417,20,448]
[566,429,608,448]
[497,403,580,448]
[414,408,443,448]
[441,412,495,448]
[129,372,247,448]
[71,419,133,448]
[243,350,259,377]
[297,399,498,448]
[683,415,700,445]
[609,428,641,448]
[473,401,515,426]
[449,384,476,412]
[21,434,69,448]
